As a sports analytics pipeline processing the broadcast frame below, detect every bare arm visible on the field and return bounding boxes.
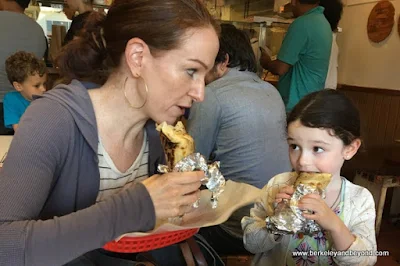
[259,49,291,76]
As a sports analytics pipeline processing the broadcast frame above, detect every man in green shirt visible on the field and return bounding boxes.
[260,0,332,112]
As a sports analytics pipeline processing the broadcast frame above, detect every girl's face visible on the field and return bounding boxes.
[287,120,360,179]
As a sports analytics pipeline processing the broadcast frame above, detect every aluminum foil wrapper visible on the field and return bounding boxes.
[265,184,325,236]
[157,153,226,209]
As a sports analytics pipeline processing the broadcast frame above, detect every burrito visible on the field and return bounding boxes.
[156,121,195,170]
[266,171,332,235]
[156,121,226,210]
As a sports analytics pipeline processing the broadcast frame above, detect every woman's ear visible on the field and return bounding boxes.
[343,138,361,160]
[125,38,148,78]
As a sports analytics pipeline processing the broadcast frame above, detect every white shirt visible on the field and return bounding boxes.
[96,132,149,202]
[325,33,339,89]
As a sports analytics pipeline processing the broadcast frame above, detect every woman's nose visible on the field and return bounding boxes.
[188,80,205,102]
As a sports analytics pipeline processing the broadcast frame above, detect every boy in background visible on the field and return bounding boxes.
[3,51,47,132]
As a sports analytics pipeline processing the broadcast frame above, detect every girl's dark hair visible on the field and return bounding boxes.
[55,0,219,85]
[287,90,361,146]
[214,23,257,73]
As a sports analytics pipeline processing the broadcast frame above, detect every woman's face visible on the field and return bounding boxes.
[143,27,219,125]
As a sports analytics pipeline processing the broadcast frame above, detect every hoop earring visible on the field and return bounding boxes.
[123,77,148,109]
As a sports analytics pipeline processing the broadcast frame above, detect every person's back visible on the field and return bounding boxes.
[0,11,46,101]
[277,3,332,112]
[187,24,290,254]
[200,72,288,189]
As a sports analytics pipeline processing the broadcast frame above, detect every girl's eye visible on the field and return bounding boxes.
[187,69,197,77]
[289,144,299,150]
[313,147,324,153]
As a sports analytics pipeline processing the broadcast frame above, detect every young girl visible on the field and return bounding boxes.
[242,90,377,265]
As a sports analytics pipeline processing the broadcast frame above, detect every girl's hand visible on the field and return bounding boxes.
[275,185,294,204]
[298,193,342,232]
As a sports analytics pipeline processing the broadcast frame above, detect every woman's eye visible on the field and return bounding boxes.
[289,144,299,150]
[187,69,196,77]
[313,147,324,153]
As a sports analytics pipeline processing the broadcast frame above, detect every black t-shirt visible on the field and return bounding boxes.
[63,11,92,45]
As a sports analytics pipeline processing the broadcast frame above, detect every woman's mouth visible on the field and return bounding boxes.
[178,106,190,116]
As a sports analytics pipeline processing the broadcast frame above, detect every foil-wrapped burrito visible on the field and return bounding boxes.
[156,122,226,209]
[266,172,332,235]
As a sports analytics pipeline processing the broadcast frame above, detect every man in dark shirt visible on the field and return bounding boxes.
[63,0,94,45]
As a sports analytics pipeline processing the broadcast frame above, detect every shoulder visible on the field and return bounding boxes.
[4,12,42,29]
[194,85,220,109]
[289,16,307,30]
[4,91,20,101]
[44,80,90,101]
[28,83,87,124]
[344,179,375,206]
[70,11,92,27]
[27,97,75,127]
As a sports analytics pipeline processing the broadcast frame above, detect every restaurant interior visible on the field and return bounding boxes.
[1,0,400,265]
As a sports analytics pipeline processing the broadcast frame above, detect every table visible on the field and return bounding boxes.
[0,136,12,167]
[354,171,400,236]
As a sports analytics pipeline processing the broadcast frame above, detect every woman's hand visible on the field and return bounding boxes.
[142,171,203,221]
[275,185,294,204]
[298,193,342,232]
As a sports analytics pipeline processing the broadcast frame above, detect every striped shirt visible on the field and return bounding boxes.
[96,132,149,202]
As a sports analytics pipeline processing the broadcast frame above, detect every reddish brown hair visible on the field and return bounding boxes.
[56,0,219,85]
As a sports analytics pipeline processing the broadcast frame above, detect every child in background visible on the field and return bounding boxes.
[3,51,47,131]
[242,90,377,265]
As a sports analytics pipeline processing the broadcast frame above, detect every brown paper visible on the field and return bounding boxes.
[116,180,262,241]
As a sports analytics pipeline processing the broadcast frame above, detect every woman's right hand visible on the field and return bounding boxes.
[141,171,203,221]
[275,185,294,204]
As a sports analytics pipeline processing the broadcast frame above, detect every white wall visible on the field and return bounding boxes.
[337,0,400,90]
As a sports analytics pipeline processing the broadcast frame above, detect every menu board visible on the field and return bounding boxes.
[367,1,395,43]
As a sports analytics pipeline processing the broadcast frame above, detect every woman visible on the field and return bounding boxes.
[0,0,220,265]
[63,0,94,45]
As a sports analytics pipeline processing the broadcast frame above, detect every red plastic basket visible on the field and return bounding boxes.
[103,228,199,253]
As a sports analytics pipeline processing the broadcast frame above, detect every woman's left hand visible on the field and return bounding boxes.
[298,193,341,232]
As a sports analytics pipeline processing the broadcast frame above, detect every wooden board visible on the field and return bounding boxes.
[367,1,395,43]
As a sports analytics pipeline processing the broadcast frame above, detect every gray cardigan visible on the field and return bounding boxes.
[0,81,165,266]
